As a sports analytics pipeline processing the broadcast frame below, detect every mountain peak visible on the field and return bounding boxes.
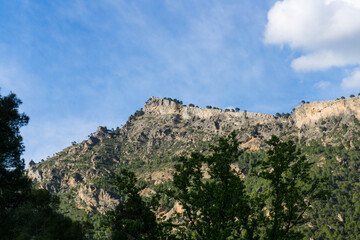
[292,96,360,127]
[143,97,184,115]
[143,97,274,124]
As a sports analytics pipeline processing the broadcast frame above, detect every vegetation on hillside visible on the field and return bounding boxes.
[4,93,360,239]
[105,132,327,240]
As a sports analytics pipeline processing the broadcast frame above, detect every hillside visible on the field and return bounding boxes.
[27,96,360,239]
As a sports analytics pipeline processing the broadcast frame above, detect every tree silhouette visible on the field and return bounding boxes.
[0,92,86,239]
[0,92,30,222]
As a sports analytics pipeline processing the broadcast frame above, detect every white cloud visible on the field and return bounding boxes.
[314,81,331,89]
[291,51,355,71]
[264,0,360,71]
[341,69,360,89]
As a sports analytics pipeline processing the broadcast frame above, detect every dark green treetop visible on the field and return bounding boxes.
[106,169,160,240]
[167,132,253,240]
[0,92,30,219]
[256,136,327,240]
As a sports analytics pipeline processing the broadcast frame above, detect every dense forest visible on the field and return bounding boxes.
[2,93,360,239]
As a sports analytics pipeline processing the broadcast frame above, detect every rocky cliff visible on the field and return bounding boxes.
[27,96,360,218]
[293,97,360,127]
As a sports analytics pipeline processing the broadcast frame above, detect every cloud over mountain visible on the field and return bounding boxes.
[264,0,360,88]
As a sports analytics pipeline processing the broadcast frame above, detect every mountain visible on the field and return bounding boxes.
[27,96,360,238]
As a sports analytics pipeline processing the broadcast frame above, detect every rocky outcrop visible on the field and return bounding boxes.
[76,185,118,214]
[27,96,360,217]
[139,168,175,185]
[144,97,275,124]
[27,162,42,182]
[292,97,360,127]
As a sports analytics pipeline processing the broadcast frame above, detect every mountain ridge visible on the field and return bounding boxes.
[27,96,360,218]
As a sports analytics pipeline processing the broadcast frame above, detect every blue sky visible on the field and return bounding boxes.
[1,0,360,164]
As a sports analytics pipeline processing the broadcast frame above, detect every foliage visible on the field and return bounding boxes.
[0,92,31,218]
[106,169,160,240]
[301,138,360,239]
[275,113,291,119]
[24,94,360,239]
[2,188,87,240]
[163,133,324,240]
[167,132,252,239]
[164,97,183,105]
[0,92,87,239]
[255,136,327,240]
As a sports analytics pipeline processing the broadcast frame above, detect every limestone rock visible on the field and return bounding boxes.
[27,96,360,217]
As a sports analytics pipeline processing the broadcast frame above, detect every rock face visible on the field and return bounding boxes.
[144,97,274,124]
[27,96,360,217]
[292,97,360,127]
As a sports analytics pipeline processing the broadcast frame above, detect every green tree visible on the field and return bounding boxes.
[104,133,327,240]
[0,92,30,223]
[8,188,86,240]
[256,136,326,240]
[167,132,255,240]
[167,133,326,240]
[0,92,86,239]
[106,169,159,240]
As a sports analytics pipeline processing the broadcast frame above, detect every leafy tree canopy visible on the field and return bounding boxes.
[0,92,30,220]
[108,132,327,240]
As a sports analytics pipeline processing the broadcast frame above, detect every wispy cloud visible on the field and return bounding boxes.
[1,0,322,164]
[56,0,269,106]
[341,69,360,89]
[314,81,331,89]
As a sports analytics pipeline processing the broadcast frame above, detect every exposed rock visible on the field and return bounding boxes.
[68,173,83,188]
[87,136,100,146]
[292,97,360,127]
[94,126,112,139]
[140,169,174,185]
[27,96,360,217]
